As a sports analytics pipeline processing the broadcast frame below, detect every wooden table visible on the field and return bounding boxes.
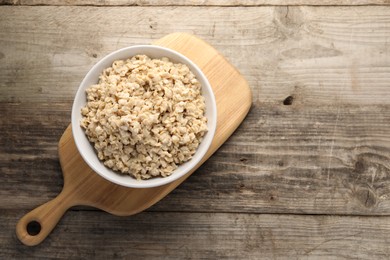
[1,0,389,258]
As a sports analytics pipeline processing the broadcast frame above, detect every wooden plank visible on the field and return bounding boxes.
[2,210,390,258]
[1,6,390,106]
[1,6,390,215]
[2,102,390,215]
[1,0,390,6]
[1,3,389,257]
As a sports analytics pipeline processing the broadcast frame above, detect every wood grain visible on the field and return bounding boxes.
[1,6,389,215]
[14,33,252,246]
[1,0,390,6]
[1,6,390,106]
[4,210,390,259]
[2,102,390,215]
[1,3,390,257]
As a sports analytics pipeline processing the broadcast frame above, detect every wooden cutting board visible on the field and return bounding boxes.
[16,33,252,246]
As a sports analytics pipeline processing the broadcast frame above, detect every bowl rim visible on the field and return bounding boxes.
[71,45,217,188]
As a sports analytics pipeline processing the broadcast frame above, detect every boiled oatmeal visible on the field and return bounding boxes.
[80,55,208,180]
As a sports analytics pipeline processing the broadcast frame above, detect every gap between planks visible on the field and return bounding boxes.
[1,0,390,6]
[70,206,390,218]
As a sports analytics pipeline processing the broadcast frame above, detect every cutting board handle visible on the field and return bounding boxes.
[16,191,73,246]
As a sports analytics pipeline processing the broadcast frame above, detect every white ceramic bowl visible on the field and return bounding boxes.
[72,45,217,188]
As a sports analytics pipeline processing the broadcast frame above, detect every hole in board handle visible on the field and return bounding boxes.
[27,221,41,236]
